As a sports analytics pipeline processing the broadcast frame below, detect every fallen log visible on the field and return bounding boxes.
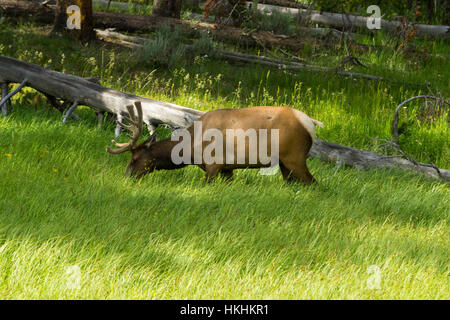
[248,2,450,40]
[308,139,449,181]
[296,26,358,40]
[95,28,386,81]
[93,0,351,42]
[94,0,311,11]
[0,0,306,52]
[0,55,203,133]
[0,54,448,181]
[392,95,449,145]
[257,0,312,10]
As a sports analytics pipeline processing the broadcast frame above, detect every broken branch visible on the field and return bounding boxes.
[392,95,448,144]
[0,78,28,115]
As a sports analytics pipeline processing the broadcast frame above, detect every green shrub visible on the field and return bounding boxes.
[242,1,296,35]
[314,0,448,24]
[137,27,222,68]
[137,25,186,68]
[191,34,221,58]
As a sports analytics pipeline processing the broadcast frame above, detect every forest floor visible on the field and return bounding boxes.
[0,14,448,299]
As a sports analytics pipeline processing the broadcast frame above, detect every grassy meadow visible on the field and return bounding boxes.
[0,19,449,299]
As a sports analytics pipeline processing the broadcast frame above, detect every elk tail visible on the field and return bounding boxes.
[311,119,324,128]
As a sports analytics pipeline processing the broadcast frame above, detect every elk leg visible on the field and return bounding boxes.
[280,157,316,185]
[204,165,222,183]
[279,162,296,182]
[221,169,234,181]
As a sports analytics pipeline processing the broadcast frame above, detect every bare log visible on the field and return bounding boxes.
[310,139,449,181]
[115,114,123,137]
[296,26,358,40]
[95,28,387,82]
[3,0,447,40]
[62,100,79,123]
[1,82,9,116]
[42,92,81,120]
[248,2,449,39]
[0,54,448,181]
[257,0,311,10]
[0,55,203,129]
[96,111,105,127]
[0,78,28,115]
[0,0,306,52]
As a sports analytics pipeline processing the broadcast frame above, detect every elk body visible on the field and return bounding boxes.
[107,102,324,184]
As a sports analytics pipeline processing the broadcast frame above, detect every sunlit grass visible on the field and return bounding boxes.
[0,23,448,299]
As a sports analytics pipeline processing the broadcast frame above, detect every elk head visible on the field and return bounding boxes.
[106,101,157,178]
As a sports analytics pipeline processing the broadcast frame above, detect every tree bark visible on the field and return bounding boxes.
[257,0,311,9]
[0,0,307,51]
[95,28,386,82]
[52,0,67,34]
[51,0,96,41]
[0,54,448,181]
[152,0,182,18]
[0,55,203,129]
[247,2,450,39]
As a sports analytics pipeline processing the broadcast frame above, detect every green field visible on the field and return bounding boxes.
[0,21,449,299]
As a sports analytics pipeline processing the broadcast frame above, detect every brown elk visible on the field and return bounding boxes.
[106,101,323,184]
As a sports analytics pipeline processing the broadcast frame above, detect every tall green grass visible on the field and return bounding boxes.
[0,23,448,299]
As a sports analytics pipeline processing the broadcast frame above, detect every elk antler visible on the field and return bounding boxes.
[106,101,143,154]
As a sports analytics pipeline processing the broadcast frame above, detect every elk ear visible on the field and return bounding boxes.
[143,132,157,148]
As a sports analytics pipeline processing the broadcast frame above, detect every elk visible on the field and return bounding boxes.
[106,101,324,184]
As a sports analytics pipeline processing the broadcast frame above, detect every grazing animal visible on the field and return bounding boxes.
[106,101,324,184]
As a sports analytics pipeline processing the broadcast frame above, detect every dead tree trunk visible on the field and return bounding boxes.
[247,2,449,39]
[94,28,385,82]
[52,0,67,34]
[0,55,203,131]
[152,0,182,19]
[257,0,311,9]
[0,0,306,52]
[0,54,448,181]
[51,0,96,41]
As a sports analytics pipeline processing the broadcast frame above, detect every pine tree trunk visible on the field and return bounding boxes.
[152,0,182,18]
[51,0,95,41]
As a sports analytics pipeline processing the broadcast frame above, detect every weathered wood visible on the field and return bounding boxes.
[248,2,449,39]
[0,0,306,52]
[1,82,9,116]
[115,114,123,137]
[297,26,358,40]
[392,95,448,144]
[96,111,105,127]
[0,54,448,181]
[0,78,28,115]
[310,139,449,181]
[3,0,447,40]
[257,0,311,10]
[62,100,79,123]
[95,28,387,82]
[42,92,81,120]
[0,55,203,129]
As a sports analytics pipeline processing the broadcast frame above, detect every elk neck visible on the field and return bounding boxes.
[148,138,187,170]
